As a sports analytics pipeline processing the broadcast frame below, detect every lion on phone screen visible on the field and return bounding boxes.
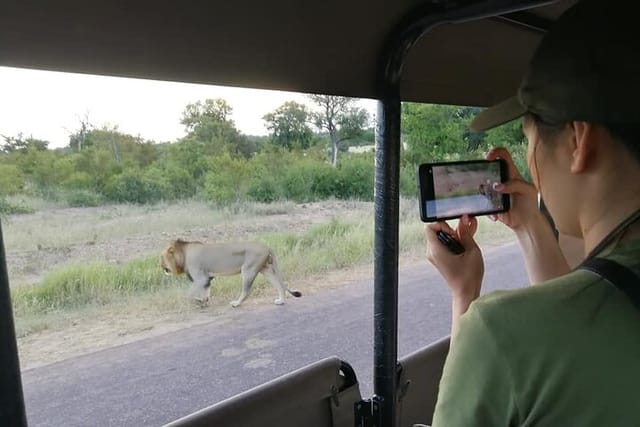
[160,239,301,307]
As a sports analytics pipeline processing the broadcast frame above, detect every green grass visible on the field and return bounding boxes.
[11,257,174,314]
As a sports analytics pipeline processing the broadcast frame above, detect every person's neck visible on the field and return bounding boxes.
[581,194,640,257]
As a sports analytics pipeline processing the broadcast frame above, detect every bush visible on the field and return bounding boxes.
[202,154,252,204]
[282,160,336,202]
[336,154,374,200]
[399,164,418,199]
[0,164,25,195]
[157,167,197,200]
[64,189,104,207]
[247,176,283,203]
[103,172,163,204]
[61,171,94,190]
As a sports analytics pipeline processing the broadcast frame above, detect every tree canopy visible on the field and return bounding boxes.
[1,96,528,210]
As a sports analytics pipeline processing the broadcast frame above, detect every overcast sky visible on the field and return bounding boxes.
[0,66,376,149]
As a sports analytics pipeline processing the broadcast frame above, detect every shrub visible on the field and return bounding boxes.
[399,164,418,199]
[0,164,25,195]
[64,189,104,207]
[336,154,374,200]
[282,160,336,202]
[62,171,95,190]
[103,172,163,204]
[247,175,283,203]
[202,154,252,204]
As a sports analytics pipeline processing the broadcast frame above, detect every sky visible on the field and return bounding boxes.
[0,66,376,149]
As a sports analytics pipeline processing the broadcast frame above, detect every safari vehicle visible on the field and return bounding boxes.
[1,1,584,426]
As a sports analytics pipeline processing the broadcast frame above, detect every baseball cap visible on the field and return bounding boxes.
[471,0,640,131]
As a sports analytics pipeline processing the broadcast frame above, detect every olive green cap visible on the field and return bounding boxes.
[471,0,640,132]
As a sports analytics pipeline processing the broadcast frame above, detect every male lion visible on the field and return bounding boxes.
[160,239,301,307]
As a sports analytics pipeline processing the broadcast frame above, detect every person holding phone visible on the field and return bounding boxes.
[425,0,640,425]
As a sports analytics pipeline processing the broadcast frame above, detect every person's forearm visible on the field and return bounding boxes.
[450,288,480,344]
[515,215,570,284]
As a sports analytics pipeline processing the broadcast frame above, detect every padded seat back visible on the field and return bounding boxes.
[396,336,450,427]
[164,356,362,427]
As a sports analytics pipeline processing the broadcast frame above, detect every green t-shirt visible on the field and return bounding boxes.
[432,239,640,427]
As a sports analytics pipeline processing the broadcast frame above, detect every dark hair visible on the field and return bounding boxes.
[528,113,640,164]
[528,113,566,135]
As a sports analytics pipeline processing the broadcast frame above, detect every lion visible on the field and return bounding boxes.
[160,239,301,307]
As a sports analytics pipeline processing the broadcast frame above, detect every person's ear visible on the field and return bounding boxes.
[569,121,597,173]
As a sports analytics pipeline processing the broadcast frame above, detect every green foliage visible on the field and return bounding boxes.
[484,120,531,180]
[1,99,533,208]
[308,95,370,166]
[61,171,94,190]
[180,98,256,158]
[245,148,296,202]
[335,154,374,199]
[0,164,25,195]
[399,164,419,199]
[153,165,197,199]
[202,154,253,204]
[282,159,336,202]
[263,101,314,149]
[247,176,283,203]
[402,103,468,164]
[103,172,164,204]
[64,190,104,207]
[1,134,49,153]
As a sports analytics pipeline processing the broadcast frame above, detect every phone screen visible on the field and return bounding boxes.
[417,159,510,222]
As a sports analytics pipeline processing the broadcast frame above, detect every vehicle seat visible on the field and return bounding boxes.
[163,356,362,427]
[396,336,450,427]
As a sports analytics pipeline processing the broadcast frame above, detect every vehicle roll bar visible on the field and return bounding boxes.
[371,1,553,425]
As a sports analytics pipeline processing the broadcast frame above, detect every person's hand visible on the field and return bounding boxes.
[485,147,540,231]
[425,215,484,300]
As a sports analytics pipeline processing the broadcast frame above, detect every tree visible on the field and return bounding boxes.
[401,103,468,165]
[263,101,314,149]
[180,98,255,158]
[1,134,49,153]
[67,111,93,152]
[308,95,369,166]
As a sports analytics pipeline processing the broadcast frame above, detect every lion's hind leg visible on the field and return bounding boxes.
[230,266,260,308]
[262,252,301,304]
[260,264,289,305]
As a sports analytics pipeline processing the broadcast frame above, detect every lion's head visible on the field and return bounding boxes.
[160,240,187,276]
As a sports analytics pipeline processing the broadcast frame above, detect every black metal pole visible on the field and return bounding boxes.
[0,220,28,426]
[373,92,401,427]
[372,1,554,426]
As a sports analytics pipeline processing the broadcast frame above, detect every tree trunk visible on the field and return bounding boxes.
[330,131,339,167]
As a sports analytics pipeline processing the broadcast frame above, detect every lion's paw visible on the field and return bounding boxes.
[194,298,209,308]
[230,300,241,308]
[274,298,285,305]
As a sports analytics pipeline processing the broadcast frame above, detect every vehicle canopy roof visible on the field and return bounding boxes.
[1,0,577,106]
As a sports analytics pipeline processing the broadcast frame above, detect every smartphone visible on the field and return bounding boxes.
[417,159,510,222]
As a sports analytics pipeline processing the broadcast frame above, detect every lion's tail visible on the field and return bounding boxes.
[269,250,302,298]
